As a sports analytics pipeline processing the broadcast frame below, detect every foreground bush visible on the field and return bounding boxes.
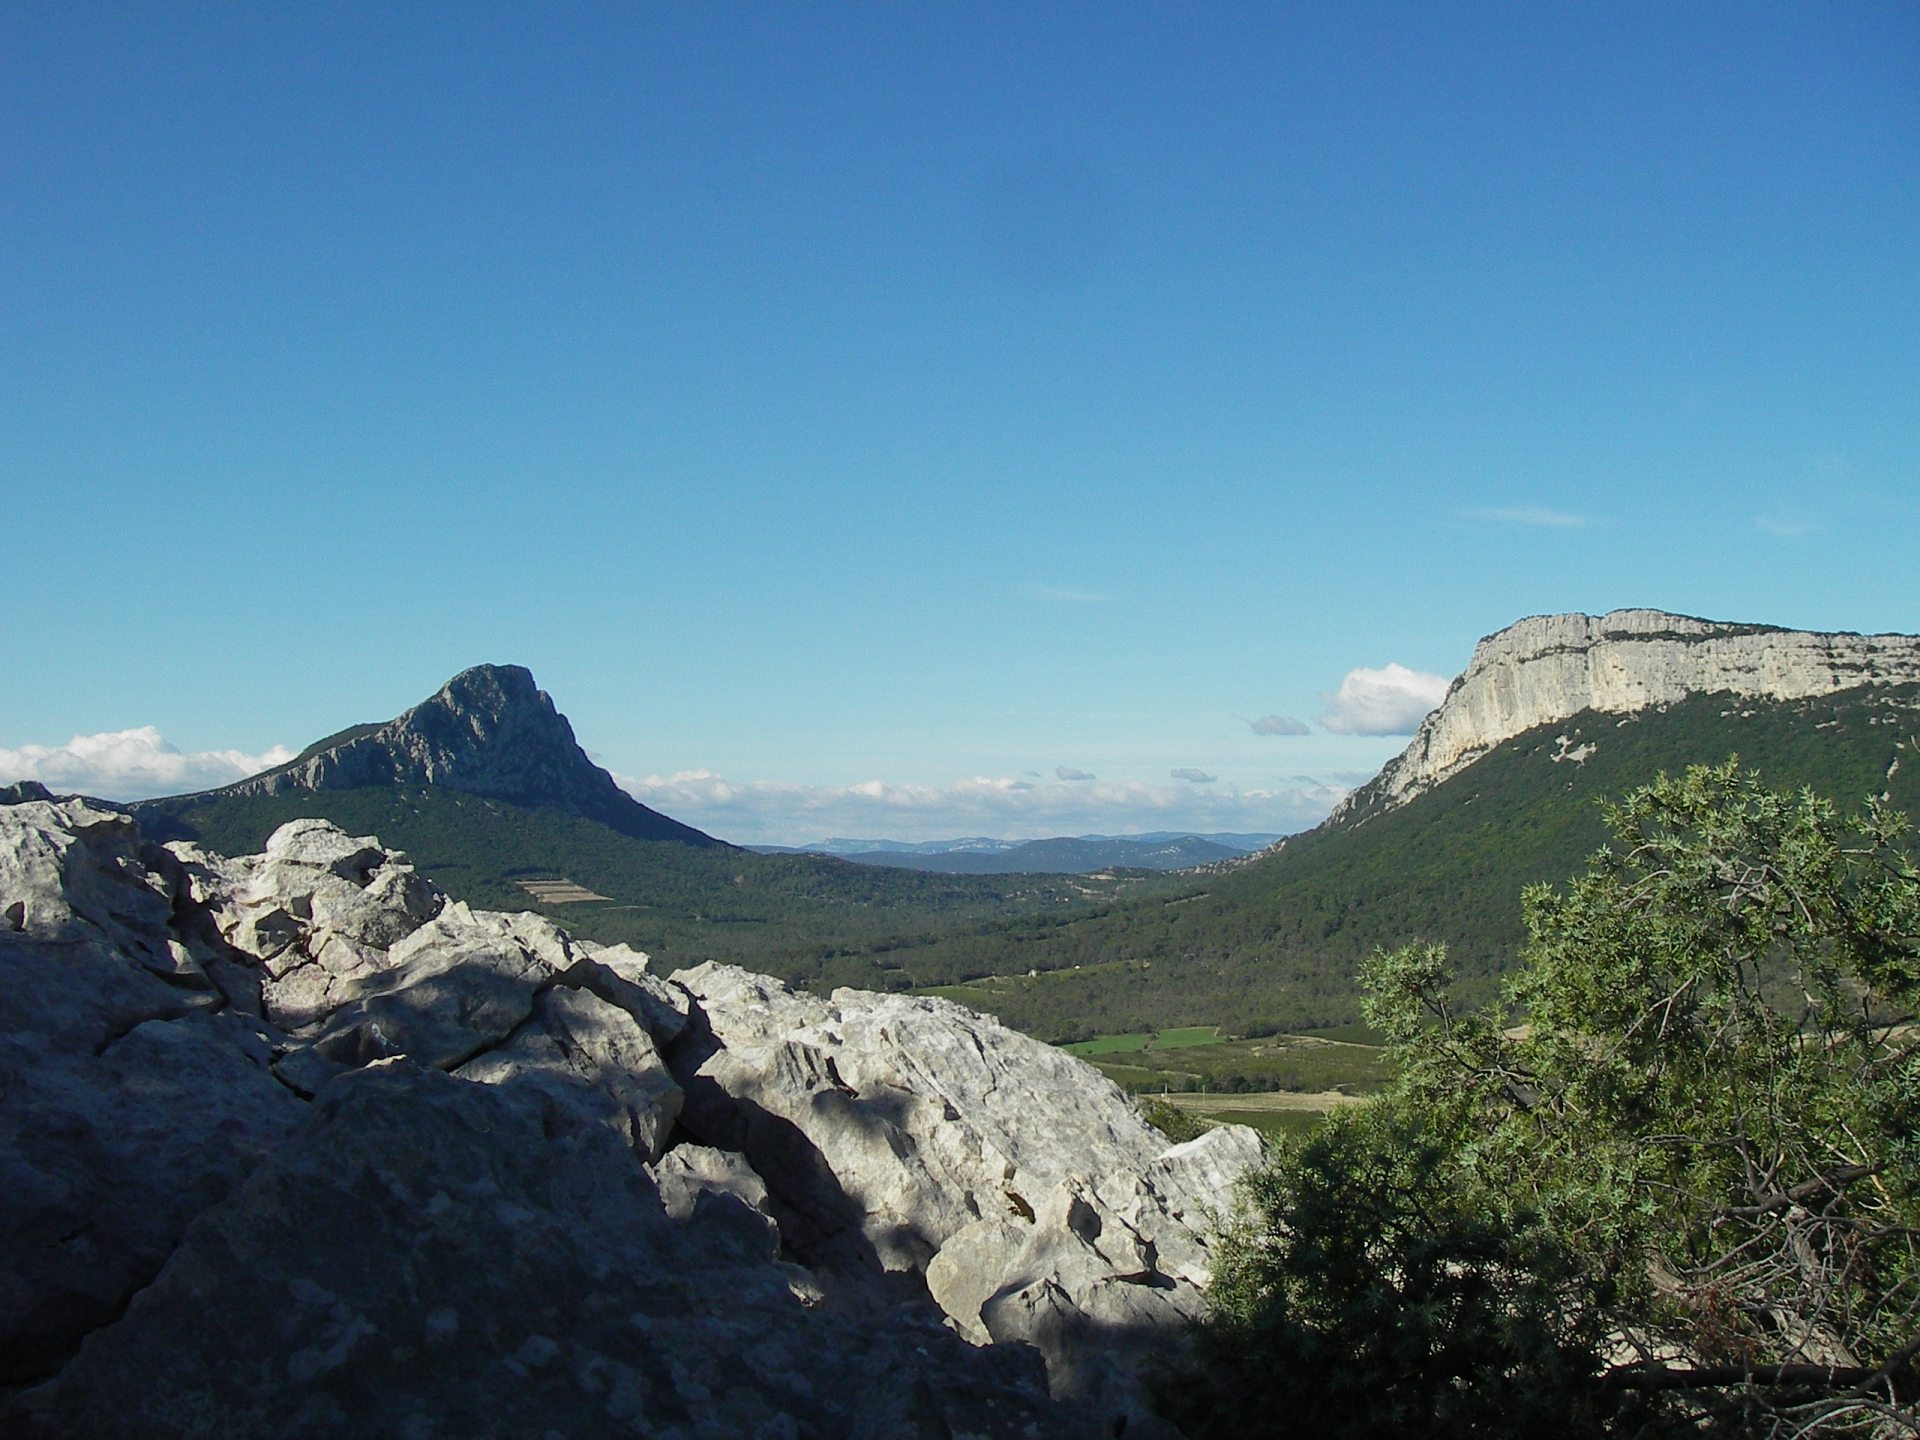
[1177,763,1920,1438]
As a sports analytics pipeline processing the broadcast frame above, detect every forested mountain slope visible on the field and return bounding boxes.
[860,681,1920,1040]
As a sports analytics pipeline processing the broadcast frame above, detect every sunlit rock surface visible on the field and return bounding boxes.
[0,796,1256,1438]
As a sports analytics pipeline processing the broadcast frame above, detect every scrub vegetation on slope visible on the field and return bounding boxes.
[860,684,1920,1039]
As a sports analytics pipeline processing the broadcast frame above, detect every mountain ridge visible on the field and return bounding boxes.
[140,663,725,849]
[106,612,1920,1038]
[751,832,1285,874]
[769,832,1283,856]
[1333,609,1920,824]
[122,669,1184,979]
[781,835,1248,876]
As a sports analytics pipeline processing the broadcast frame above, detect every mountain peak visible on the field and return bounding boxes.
[1332,609,1920,823]
[199,665,724,847]
[436,661,547,713]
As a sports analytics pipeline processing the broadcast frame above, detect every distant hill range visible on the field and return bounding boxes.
[110,612,1920,1041]
[751,832,1282,874]
[861,611,1920,1041]
[130,666,1178,980]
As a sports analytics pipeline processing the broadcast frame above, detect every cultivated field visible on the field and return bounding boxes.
[1063,1027,1393,1098]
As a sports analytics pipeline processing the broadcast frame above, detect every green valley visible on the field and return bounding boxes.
[135,784,1185,982]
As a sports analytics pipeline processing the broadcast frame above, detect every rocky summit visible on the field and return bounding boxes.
[0,792,1256,1439]
[1334,609,1920,821]
[147,663,724,847]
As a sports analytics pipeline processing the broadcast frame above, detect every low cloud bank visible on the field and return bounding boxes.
[618,768,1350,847]
[0,728,297,801]
[0,721,1372,848]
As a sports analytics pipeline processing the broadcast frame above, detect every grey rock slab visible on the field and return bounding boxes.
[650,1144,785,1267]
[259,815,389,875]
[938,1174,1214,1436]
[670,962,1260,1430]
[260,960,348,1033]
[568,939,689,1045]
[457,985,682,1161]
[652,1143,772,1222]
[221,820,440,972]
[673,965,1253,1273]
[1,799,179,973]
[273,900,575,1090]
[12,1059,1088,1439]
[0,1006,302,1386]
[258,932,389,1030]
[307,859,441,949]
[925,1215,1030,1345]
[0,929,196,1056]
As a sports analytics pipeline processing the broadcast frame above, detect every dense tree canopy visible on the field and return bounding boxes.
[1182,763,1920,1438]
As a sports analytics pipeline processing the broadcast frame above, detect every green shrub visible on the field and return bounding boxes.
[1179,764,1920,1437]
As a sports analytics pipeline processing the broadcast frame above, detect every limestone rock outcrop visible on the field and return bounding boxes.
[1334,610,1920,820]
[671,964,1260,1430]
[0,795,1256,1438]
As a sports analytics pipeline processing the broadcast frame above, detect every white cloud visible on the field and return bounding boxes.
[1170,768,1217,784]
[1249,713,1310,736]
[1055,765,1096,781]
[616,767,1349,846]
[1319,663,1450,736]
[1466,506,1588,529]
[0,727,297,801]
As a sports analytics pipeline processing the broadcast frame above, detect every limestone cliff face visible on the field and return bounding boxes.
[206,664,724,847]
[1334,610,1920,821]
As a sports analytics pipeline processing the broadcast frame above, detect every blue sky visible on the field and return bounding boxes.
[3,3,1915,843]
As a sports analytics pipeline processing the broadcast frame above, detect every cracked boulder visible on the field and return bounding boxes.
[271,902,584,1092]
[1,796,192,980]
[13,1059,1081,1440]
[193,817,445,1029]
[566,939,690,1045]
[669,963,1260,1434]
[456,983,682,1161]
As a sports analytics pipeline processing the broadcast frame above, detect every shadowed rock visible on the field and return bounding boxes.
[16,1060,1071,1439]
[670,962,1261,1433]
[0,799,1254,1438]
